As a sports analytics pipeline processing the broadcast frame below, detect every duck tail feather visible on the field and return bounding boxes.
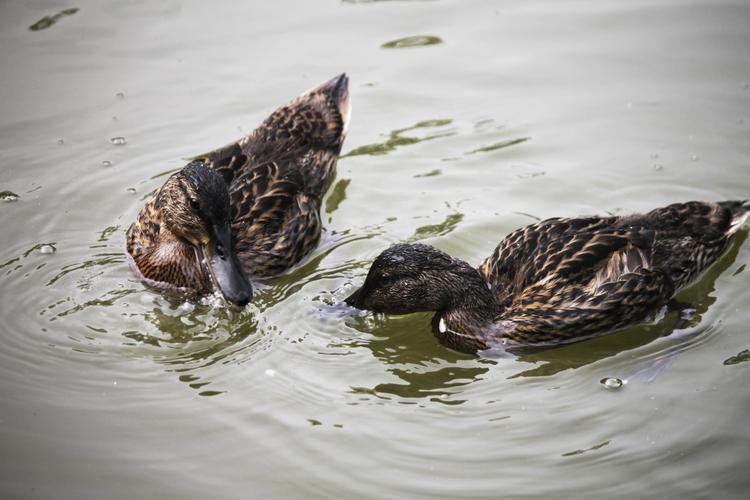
[723,199,750,235]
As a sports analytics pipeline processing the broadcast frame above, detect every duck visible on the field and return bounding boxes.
[127,74,351,306]
[345,200,749,353]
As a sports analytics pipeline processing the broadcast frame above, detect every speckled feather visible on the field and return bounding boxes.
[476,201,749,346]
[127,75,349,294]
[348,200,749,352]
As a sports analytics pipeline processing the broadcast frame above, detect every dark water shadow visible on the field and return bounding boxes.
[509,229,748,378]
[465,137,530,155]
[345,313,491,404]
[408,212,464,241]
[325,178,351,215]
[342,119,454,158]
[381,35,443,49]
[29,8,79,32]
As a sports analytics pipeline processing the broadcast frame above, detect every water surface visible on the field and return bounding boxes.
[1,0,750,498]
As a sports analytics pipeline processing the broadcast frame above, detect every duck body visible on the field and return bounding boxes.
[346,200,750,353]
[127,74,351,305]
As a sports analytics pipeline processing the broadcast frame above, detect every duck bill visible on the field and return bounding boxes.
[201,225,252,307]
[344,286,366,309]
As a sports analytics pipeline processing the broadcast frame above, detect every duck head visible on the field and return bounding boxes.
[159,161,252,306]
[345,243,480,314]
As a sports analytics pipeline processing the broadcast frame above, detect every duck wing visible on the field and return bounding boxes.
[484,201,749,345]
[227,159,322,277]
[192,75,351,277]
[496,229,674,345]
[478,216,616,305]
[195,74,350,200]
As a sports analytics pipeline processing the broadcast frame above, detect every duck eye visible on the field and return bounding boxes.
[189,199,200,211]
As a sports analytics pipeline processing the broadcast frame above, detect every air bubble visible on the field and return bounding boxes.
[38,244,56,254]
[600,377,624,390]
[57,138,64,145]
[177,302,195,315]
[126,188,137,194]
[691,154,699,162]
[115,92,125,99]
[110,136,126,146]
[101,160,112,167]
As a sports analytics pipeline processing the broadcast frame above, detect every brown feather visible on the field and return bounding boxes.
[127,74,351,297]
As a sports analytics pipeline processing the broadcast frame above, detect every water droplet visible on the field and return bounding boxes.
[101,160,112,167]
[653,164,663,171]
[265,369,276,377]
[691,154,699,162]
[650,153,659,160]
[57,138,64,145]
[110,136,126,146]
[126,188,137,194]
[177,302,195,315]
[600,377,624,390]
[38,244,56,254]
[1,190,20,202]
[115,92,125,99]
[381,35,443,49]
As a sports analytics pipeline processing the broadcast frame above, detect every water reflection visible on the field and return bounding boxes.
[465,137,530,155]
[119,298,266,396]
[1,190,20,201]
[325,178,351,215]
[28,8,79,32]
[724,349,750,366]
[409,212,463,241]
[345,313,490,404]
[343,119,454,157]
[381,35,443,49]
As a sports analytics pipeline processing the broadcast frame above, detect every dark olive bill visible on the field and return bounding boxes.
[202,223,252,307]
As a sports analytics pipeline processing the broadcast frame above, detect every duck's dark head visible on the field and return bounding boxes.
[345,243,480,314]
[159,160,252,307]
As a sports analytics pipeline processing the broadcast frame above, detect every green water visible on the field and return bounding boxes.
[1,0,750,498]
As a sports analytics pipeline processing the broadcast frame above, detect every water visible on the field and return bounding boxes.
[1,0,749,498]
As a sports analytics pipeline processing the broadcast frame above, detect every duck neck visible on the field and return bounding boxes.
[428,262,501,353]
[437,261,500,324]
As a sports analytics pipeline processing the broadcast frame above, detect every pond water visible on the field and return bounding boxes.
[1,0,749,498]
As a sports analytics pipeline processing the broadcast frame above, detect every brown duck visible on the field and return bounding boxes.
[346,201,749,353]
[127,74,351,306]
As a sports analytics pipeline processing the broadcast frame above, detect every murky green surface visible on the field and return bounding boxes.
[1,0,750,498]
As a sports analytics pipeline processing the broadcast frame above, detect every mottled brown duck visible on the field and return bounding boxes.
[127,74,351,306]
[346,201,749,353]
